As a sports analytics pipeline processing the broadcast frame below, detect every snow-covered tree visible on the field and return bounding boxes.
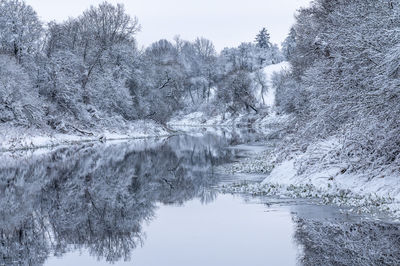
[39,2,140,127]
[0,0,42,63]
[255,27,271,49]
[281,27,296,60]
[0,55,42,125]
[44,2,140,105]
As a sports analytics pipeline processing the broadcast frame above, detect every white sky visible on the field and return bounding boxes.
[26,0,311,51]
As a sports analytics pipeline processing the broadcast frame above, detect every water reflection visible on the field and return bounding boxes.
[1,131,400,265]
[0,133,238,265]
[293,216,400,265]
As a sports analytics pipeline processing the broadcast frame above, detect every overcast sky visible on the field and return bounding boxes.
[26,0,311,51]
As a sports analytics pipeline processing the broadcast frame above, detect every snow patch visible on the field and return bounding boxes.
[261,160,297,186]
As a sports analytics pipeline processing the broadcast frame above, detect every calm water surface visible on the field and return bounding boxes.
[1,130,399,265]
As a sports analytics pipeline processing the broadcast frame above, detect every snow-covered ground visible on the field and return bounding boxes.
[0,120,172,152]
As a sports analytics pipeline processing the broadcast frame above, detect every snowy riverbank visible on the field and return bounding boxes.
[218,121,400,220]
[168,109,400,219]
[169,107,400,220]
[0,120,172,152]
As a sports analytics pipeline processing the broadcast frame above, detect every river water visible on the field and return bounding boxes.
[1,130,399,265]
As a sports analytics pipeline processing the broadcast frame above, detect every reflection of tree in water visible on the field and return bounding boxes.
[0,134,237,265]
[293,217,400,265]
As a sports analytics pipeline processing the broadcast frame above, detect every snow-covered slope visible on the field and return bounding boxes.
[256,61,291,107]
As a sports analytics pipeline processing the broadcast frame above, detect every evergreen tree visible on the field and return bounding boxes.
[255,28,271,49]
[281,27,296,60]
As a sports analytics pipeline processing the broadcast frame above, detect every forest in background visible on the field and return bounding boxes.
[0,0,281,134]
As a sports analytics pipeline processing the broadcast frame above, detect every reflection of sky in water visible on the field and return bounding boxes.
[46,194,298,266]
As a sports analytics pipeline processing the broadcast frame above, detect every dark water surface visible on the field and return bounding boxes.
[1,130,399,265]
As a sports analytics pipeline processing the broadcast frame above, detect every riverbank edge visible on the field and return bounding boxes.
[219,142,400,221]
[0,120,177,153]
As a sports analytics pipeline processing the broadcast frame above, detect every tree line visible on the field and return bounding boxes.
[0,0,281,132]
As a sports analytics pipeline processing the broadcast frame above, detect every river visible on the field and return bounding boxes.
[1,130,399,265]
